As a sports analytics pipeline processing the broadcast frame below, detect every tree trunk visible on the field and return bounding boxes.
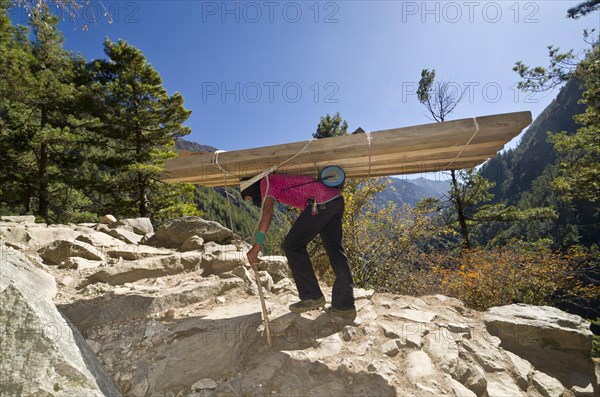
[39,105,49,221]
[135,122,148,217]
[451,170,471,249]
[138,174,148,217]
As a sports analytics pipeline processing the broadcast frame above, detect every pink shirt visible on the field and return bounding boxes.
[260,174,341,209]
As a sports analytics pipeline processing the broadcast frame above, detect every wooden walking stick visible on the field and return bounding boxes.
[252,265,272,345]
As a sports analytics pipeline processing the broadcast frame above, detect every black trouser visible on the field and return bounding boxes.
[283,196,355,310]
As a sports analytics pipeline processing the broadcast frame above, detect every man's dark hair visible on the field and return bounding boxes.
[240,178,262,207]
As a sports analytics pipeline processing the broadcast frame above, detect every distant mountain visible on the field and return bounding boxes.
[174,138,217,153]
[373,177,450,208]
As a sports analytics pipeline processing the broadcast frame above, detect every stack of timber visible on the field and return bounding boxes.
[161,111,532,186]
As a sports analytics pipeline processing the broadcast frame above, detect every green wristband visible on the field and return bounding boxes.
[255,231,266,245]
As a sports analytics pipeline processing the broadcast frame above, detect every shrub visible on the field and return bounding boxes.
[431,243,600,311]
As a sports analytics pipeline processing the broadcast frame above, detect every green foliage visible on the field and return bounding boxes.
[420,170,555,249]
[84,38,193,219]
[193,185,290,255]
[341,180,452,291]
[151,183,202,226]
[549,44,600,204]
[313,112,348,139]
[429,243,600,311]
[510,18,599,246]
[479,79,598,247]
[416,68,464,122]
[0,7,199,225]
[0,4,94,222]
[567,0,600,19]
[592,318,600,357]
[513,46,580,92]
[417,69,435,104]
[415,68,557,249]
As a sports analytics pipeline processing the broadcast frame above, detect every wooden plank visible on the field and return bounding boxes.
[164,113,526,180]
[161,111,532,184]
[164,139,508,185]
[187,159,485,187]
[180,153,491,186]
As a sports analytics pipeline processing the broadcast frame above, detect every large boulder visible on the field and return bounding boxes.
[38,240,105,266]
[0,245,120,397]
[484,304,597,394]
[28,226,80,248]
[109,218,154,236]
[0,225,28,245]
[153,217,233,247]
[0,225,78,248]
[484,304,593,354]
[0,244,57,299]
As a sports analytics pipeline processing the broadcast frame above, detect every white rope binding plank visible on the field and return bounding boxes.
[442,117,480,172]
[365,131,373,177]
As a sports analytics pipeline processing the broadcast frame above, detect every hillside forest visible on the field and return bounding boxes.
[0,1,598,350]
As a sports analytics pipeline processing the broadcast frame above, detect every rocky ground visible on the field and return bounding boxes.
[1,215,598,396]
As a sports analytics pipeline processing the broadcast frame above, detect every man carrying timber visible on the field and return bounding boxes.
[241,174,356,318]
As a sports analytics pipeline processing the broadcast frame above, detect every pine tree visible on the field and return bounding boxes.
[549,44,600,204]
[0,4,90,222]
[513,9,599,210]
[313,112,348,139]
[0,0,30,213]
[87,38,195,220]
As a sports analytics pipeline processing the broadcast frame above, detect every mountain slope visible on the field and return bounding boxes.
[481,79,586,204]
[478,79,599,246]
[374,177,450,208]
[175,137,217,153]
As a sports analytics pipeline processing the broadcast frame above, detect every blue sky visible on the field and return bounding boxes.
[9,1,599,180]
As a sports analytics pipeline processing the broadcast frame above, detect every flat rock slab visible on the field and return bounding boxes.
[76,231,130,248]
[387,308,437,323]
[0,215,36,223]
[405,351,435,380]
[104,228,143,245]
[27,226,80,248]
[354,288,375,300]
[484,304,593,352]
[106,245,173,261]
[0,225,28,244]
[85,252,203,286]
[60,257,104,270]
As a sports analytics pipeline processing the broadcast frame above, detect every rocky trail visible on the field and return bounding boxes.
[1,215,598,396]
